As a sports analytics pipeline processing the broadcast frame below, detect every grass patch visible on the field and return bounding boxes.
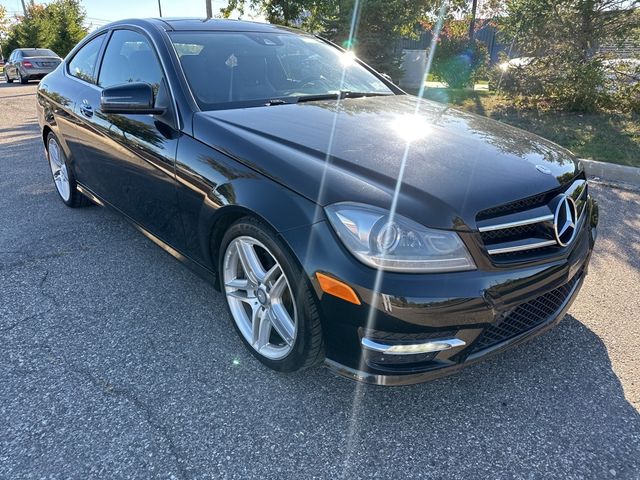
[417,88,640,168]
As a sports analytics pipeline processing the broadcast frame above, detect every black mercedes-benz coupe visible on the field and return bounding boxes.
[36,18,598,385]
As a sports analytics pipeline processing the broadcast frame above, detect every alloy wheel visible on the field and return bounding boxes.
[223,236,298,360]
[48,137,71,201]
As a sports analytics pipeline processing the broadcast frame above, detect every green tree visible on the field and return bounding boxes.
[499,0,640,112]
[40,0,88,57]
[1,0,87,58]
[0,5,9,60]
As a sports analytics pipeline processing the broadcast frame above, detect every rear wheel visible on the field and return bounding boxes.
[18,70,28,84]
[219,218,324,372]
[46,132,89,208]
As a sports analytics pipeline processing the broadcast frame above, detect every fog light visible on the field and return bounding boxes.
[361,337,466,355]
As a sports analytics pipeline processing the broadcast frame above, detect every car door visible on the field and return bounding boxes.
[57,33,108,184]
[78,28,184,249]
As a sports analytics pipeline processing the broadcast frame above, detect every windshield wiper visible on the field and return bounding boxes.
[296,91,393,103]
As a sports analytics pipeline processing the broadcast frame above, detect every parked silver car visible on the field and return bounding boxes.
[3,48,61,84]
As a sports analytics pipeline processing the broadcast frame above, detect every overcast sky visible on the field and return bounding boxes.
[0,0,262,29]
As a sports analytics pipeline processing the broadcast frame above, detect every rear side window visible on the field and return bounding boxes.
[98,29,163,93]
[68,34,105,84]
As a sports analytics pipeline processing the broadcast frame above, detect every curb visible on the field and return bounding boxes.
[580,158,640,189]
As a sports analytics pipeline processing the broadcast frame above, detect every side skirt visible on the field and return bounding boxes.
[76,183,217,285]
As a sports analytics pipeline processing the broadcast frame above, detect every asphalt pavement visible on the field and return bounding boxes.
[1,81,639,479]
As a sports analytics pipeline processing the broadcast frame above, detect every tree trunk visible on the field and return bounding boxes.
[469,0,478,41]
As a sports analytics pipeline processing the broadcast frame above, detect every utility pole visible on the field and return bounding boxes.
[157,0,163,17]
[468,0,478,41]
[206,0,213,18]
[20,0,28,16]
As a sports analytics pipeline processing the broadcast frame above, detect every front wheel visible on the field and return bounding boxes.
[5,70,13,83]
[219,218,324,372]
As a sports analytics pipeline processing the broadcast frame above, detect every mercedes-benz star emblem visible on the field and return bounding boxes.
[536,165,552,175]
[554,195,578,247]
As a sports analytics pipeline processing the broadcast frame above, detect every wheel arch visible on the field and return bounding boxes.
[42,125,53,149]
[203,181,321,290]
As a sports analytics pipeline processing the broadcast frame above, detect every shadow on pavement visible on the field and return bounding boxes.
[590,185,640,273]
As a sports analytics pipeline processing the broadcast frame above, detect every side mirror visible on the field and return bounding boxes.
[101,82,164,115]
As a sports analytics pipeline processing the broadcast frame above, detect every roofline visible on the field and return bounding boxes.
[93,17,305,34]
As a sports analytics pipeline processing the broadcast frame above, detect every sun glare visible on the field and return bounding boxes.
[392,114,430,143]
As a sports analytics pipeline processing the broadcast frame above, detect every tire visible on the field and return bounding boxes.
[18,70,28,84]
[5,70,13,83]
[46,132,90,208]
[218,217,324,372]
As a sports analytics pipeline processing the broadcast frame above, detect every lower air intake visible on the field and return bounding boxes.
[469,272,582,354]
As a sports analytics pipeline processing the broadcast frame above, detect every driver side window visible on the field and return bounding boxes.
[98,29,163,95]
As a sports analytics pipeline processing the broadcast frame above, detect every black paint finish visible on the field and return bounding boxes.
[36,18,597,384]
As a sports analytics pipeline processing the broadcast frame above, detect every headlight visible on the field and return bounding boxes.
[325,202,476,273]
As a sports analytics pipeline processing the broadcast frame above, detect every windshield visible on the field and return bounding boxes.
[170,31,393,110]
[22,49,57,57]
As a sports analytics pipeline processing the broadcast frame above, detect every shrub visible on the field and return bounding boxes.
[430,20,488,89]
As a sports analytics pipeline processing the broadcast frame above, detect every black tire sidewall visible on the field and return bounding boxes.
[218,218,320,372]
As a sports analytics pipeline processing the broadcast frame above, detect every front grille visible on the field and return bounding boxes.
[477,191,555,221]
[476,179,587,262]
[480,222,542,242]
[468,272,582,354]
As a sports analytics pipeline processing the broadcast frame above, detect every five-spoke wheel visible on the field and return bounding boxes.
[48,136,71,202]
[46,132,89,208]
[219,219,324,371]
[223,236,298,360]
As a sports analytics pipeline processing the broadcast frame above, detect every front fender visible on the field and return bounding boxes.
[175,134,321,271]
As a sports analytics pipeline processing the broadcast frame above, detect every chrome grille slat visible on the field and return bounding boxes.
[478,214,554,232]
[487,239,557,255]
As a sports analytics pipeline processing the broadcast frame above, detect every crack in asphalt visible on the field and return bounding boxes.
[0,308,53,333]
[1,271,56,334]
[40,345,189,480]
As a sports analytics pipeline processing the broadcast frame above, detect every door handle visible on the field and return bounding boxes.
[80,101,93,118]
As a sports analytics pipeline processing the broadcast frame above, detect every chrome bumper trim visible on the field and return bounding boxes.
[361,337,466,355]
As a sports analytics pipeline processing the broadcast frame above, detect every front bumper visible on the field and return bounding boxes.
[281,196,598,385]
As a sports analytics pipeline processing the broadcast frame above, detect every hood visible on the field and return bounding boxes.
[193,95,580,230]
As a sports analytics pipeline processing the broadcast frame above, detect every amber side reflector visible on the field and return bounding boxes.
[316,272,361,305]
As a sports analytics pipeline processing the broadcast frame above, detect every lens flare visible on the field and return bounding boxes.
[340,50,357,66]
